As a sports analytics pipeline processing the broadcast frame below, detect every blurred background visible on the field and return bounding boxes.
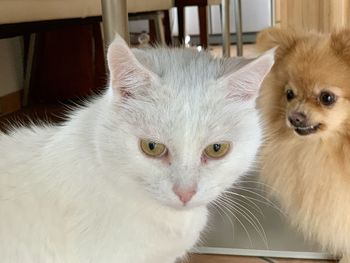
[0,1,346,262]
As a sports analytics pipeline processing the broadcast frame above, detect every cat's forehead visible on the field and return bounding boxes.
[129,81,249,146]
[133,48,252,99]
[134,48,243,83]
[126,48,257,144]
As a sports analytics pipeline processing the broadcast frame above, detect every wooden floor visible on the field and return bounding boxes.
[182,254,338,263]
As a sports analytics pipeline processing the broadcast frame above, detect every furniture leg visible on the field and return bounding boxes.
[177,5,185,45]
[101,0,129,45]
[221,0,231,57]
[154,11,166,45]
[233,0,242,56]
[198,5,208,48]
[23,33,36,106]
[163,10,172,45]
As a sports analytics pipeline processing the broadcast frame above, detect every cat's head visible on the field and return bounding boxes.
[98,35,274,210]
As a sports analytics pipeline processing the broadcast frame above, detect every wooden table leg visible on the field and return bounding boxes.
[177,4,185,45]
[198,5,208,49]
[163,10,172,45]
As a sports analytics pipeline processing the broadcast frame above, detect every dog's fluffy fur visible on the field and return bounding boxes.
[257,28,350,262]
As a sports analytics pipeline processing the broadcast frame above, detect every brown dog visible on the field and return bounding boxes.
[257,28,350,262]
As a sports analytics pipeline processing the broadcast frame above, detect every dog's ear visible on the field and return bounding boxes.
[256,27,298,60]
[330,29,350,62]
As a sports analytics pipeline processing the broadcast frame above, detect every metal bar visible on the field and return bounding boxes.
[194,247,336,260]
[271,0,276,26]
[233,0,243,56]
[221,0,230,57]
[154,12,166,45]
[101,0,129,45]
[209,5,213,35]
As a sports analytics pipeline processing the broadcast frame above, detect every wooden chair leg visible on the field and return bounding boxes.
[149,19,157,44]
[198,5,208,49]
[163,10,172,45]
[177,5,185,45]
[23,33,36,106]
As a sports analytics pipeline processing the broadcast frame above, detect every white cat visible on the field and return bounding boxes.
[0,36,274,263]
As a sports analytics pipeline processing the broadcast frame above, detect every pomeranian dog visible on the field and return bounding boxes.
[257,28,350,262]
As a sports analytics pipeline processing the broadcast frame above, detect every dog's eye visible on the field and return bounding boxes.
[286,89,295,101]
[319,91,336,106]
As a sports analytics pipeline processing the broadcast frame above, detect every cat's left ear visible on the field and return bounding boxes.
[221,48,275,103]
[107,34,159,98]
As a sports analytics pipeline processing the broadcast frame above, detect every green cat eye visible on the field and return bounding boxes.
[140,139,167,157]
[204,142,230,159]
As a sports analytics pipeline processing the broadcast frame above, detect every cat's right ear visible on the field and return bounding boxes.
[107,34,159,98]
[220,48,275,103]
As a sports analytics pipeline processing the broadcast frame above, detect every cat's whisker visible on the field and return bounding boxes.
[213,199,254,247]
[225,191,282,212]
[227,187,280,208]
[219,196,269,248]
[216,196,268,248]
[208,202,227,224]
[225,205,268,249]
[221,192,264,216]
[211,201,236,242]
[202,184,265,213]
[232,185,270,195]
[221,192,264,217]
[236,179,281,193]
[223,190,285,216]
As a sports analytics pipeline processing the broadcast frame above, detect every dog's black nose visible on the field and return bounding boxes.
[288,112,307,127]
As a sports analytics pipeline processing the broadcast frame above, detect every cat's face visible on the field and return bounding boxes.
[99,36,274,210]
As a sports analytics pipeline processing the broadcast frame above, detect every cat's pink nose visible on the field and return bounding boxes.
[173,185,197,204]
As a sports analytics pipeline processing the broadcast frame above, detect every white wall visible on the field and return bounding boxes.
[210,0,272,34]
[0,37,24,97]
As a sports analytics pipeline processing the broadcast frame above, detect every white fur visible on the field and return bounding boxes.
[0,36,274,262]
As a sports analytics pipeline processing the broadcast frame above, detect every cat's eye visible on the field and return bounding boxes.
[204,142,230,159]
[286,89,295,101]
[140,139,167,157]
[319,91,336,106]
